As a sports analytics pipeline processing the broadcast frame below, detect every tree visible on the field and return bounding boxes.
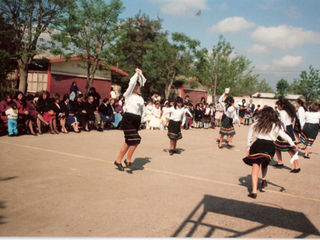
[195,35,259,102]
[255,78,273,93]
[290,65,320,106]
[109,12,166,95]
[0,0,76,93]
[275,78,290,99]
[50,0,124,97]
[143,32,200,100]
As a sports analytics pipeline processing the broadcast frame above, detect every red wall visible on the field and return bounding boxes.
[50,74,111,103]
[184,89,208,105]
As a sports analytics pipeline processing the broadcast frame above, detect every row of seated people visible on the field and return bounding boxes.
[0,91,123,136]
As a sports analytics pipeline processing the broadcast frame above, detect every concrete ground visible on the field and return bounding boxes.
[0,125,320,237]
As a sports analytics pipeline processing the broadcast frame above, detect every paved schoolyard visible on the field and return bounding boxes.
[0,125,320,237]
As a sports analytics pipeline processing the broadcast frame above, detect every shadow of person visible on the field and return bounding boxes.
[126,157,151,174]
[163,148,186,154]
[270,159,292,171]
[238,175,286,193]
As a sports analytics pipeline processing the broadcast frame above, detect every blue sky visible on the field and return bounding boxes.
[118,0,320,90]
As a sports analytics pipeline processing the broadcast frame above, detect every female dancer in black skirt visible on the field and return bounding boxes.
[273,99,300,173]
[299,102,320,158]
[164,96,186,155]
[243,107,298,199]
[218,92,240,149]
[293,98,306,143]
[114,68,146,171]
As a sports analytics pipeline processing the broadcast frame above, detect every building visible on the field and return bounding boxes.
[27,53,128,100]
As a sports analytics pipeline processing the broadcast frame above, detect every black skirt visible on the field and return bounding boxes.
[243,139,275,168]
[167,120,182,140]
[219,115,235,135]
[293,119,302,134]
[274,125,296,152]
[122,112,141,145]
[299,123,319,146]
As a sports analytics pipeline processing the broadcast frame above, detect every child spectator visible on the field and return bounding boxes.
[149,102,161,130]
[144,100,154,130]
[210,103,216,129]
[203,103,211,129]
[244,105,251,126]
[5,102,19,137]
[183,102,193,130]
[194,103,203,128]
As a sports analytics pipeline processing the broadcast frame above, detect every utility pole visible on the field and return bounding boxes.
[140,19,144,70]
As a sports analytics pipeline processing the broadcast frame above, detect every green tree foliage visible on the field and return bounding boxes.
[109,12,166,95]
[194,35,260,102]
[290,65,320,106]
[275,78,290,99]
[255,78,273,93]
[0,0,76,93]
[50,0,124,97]
[143,32,200,100]
[0,15,17,98]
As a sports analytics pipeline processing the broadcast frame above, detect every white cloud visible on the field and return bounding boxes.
[151,0,210,18]
[251,25,320,50]
[271,55,302,68]
[208,17,256,33]
[246,44,269,54]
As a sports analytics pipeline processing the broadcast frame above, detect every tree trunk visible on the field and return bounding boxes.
[165,78,173,100]
[85,59,99,97]
[17,58,29,94]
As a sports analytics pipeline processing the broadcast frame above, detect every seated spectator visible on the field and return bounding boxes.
[113,99,123,128]
[69,81,79,101]
[38,91,57,134]
[13,91,36,136]
[50,93,67,133]
[60,94,80,133]
[98,98,113,130]
[0,92,12,135]
[89,87,101,110]
[26,94,49,134]
[71,94,89,131]
[118,95,124,106]
[85,95,103,132]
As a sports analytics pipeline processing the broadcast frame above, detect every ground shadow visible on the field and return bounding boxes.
[125,157,151,174]
[269,159,293,171]
[163,148,185,154]
[0,201,6,224]
[238,174,285,193]
[172,195,320,238]
[0,176,18,181]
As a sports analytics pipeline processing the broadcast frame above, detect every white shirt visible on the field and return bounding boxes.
[110,91,116,99]
[164,106,186,126]
[123,73,146,121]
[304,111,320,125]
[279,110,292,126]
[247,122,295,150]
[5,108,18,120]
[219,94,240,126]
[152,107,161,118]
[297,106,305,128]
[146,104,153,115]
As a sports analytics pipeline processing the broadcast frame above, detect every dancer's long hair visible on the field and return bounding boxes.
[254,107,283,134]
[224,96,234,111]
[275,98,296,120]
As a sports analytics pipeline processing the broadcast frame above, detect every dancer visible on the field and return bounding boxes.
[299,102,320,158]
[293,98,306,144]
[273,99,300,172]
[114,68,146,171]
[203,103,211,129]
[164,96,186,155]
[243,107,298,199]
[218,92,240,149]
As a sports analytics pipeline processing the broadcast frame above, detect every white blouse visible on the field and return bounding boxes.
[279,110,292,126]
[247,122,295,150]
[164,106,186,126]
[123,73,146,121]
[219,94,240,126]
[297,106,306,128]
[304,111,320,125]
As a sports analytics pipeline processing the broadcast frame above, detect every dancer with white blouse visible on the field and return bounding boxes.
[243,107,298,199]
[218,92,240,149]
[164,96,186,155]
[299,102,320,158]
[293,98,306,143]
[114,68,146,171]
